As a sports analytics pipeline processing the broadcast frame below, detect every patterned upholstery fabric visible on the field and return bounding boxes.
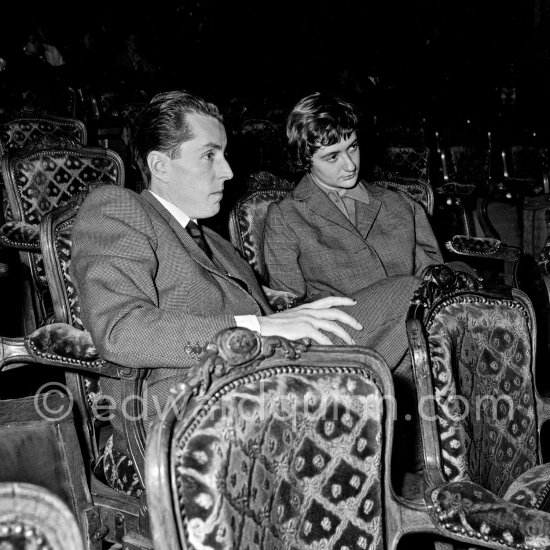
[428,481,550,549]
[0,116,86,157]
[504,463,550,510]
[232,189,287,282]
[93,436,144,499]
[0,220,40,248]
[175,369,385,550]
[426,296,538,497]
[6,148,121,225]
[54,223,83,330]
[376,146,430,183]
[2,148,123,326]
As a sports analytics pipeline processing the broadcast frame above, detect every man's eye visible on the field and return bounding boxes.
[350,142,359,151]
[328,154,338,162]
[204,151,215,161]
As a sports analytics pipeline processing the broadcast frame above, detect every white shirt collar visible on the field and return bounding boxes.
[149,192,196,229]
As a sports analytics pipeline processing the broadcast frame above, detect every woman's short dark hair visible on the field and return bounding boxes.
[136,90,223,164]
[286,92,359,170]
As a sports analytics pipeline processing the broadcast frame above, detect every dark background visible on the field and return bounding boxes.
[1,0,549,115]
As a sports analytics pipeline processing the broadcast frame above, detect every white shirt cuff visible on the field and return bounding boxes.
[234,315,261,334]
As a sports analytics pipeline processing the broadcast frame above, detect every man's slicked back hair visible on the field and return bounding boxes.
[136,90,223,166]
[286,92,359,170]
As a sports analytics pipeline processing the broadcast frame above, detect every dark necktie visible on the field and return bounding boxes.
[186,220,213,260]
[187,220,251,295]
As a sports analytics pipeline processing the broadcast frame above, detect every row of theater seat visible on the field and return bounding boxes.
[0,108,550,548]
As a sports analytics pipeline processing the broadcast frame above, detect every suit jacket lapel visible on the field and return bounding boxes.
[140,191,270,312]
[140,191,223,272]
[356,189,382,239]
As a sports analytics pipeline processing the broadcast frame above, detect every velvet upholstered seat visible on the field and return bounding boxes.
[406,264,550,545]
[146,326,550,550]
[0,144,123,332]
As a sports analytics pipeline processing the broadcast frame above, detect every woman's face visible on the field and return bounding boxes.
[309,131,360,190]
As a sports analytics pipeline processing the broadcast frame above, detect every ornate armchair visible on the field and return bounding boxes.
[0,482,85,550]
[38,193,152,548]
[228,170,301,311]
[0,145,124,332]
[146,326,550,550]
[0,191,153,548]
[406,264,550,543]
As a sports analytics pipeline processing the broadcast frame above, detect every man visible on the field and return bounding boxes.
[263,91,443,305]
[71,90,363,444]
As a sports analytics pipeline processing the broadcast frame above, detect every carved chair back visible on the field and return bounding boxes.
[40,193,152,546]
[407,264,548,498]
[373,145,432,188]
[0,115,87,158]
[146,327,446,550]
[228,170,296,284]
[1,145,123,331]
[0,482,85,550]
[374,178,434,216]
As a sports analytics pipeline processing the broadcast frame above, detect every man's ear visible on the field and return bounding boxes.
[147,151,170,183]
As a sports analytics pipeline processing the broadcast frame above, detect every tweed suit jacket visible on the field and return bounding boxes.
[263,173,443,300]
[71,185,271,432]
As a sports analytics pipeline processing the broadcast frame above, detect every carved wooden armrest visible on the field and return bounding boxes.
[261,285,305,311]
[446,235,521,261]
[0,323,107,373]
[0,221,40,251]
[426,481,550,549]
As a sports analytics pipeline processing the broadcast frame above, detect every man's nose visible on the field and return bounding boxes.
[220,157,234,180]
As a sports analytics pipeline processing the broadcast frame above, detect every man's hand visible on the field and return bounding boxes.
[257,296,363,345]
